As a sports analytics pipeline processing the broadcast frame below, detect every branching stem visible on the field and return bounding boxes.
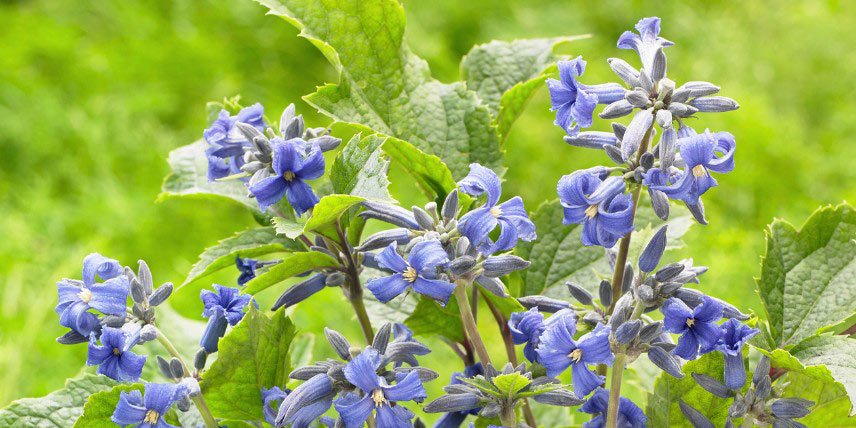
[453,280,491,366]
[156,332,218,428]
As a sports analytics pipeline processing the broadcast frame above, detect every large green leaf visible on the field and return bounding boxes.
[201,308,297,420]
[780,371,852,426]
[254,0,503,178]
[182,226,305,290]
[0,373,117,427]
[646,352,735,428]
[330,133,393,201]
[404,295,466,342]
[159,141,257,210]
[244,251,339,294]
[764,334,856,415]
[382,137,460,204]
[74,383,181,428]
[273,194,365,240]
[756,203,856,347]
[514,199,693,298]
[459,37,587,141]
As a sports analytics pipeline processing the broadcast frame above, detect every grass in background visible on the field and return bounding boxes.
[1,0,855,416]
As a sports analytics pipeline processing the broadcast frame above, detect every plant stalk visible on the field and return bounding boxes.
[604,301,646,427]
[336,221,375,344]
[500,400,517,427]
[453,280,491,366]
[156,332,219,428]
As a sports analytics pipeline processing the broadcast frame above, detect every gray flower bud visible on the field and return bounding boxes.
[130,278,146,305]
[102,315,127,328]
[609,293,633,330]
[532,389,585,407]
[479,402,501,418]
[686,200,708,225]
[442,189,459,222]
[169,357,185,379]
[517,295,571,313]
[137,260,154,296]
[655,263,685,282]
[640,152,655,170]
[651,48,667,81]
[692,373,731,398]
[324,328,352,360]
[611,122,627,140]
[637,284,656,305]
[655,109,673,128]
[236,121,265,142]
[359,201,420,229]
[599,100,634,119]
[358,228,412,252]
[638,321,662,343]
[272,273,327,311]
[564,132,620,149]
[690,96,739,113]
[607,58,640,87]
[671,87,691,104]
[754,375,772,401]
[680,81,721,98]
[598,279,612,307]
[771,398,813,418]
[482,255,530,277]
[753,356,771,386]
[240,160,264,174]
[412,206,436,230]
[639,225,668,273]
[604,144,626,165]
[157,356,174,379]
[139,324,158,342]
[476,276,509,298]
[566,282,593,306]
[679,401,714,428]
[667,102,698,118]
[372,322,393,355]
[56,330,89,345]
[659,281,683,296]
[289,365,328,380]
[194,349,208,371]
[325,272,346,287]
[648,188,670,222]
[622,263,634,294]
[149,282,173,307]
[621,108,655,161]
[675,287,704,307]
[448,256,476,276]
[176,395,191,412]
[424,393,480,413]
[625,89,650,108]
[614,320,641,344]
[648,345,684,378]
[639,68,654,94]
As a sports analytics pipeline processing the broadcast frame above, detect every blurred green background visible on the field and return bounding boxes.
[2,0,855,421]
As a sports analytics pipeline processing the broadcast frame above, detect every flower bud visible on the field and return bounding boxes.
[442,189,459,222]
[655,262,684,282]
[564,132,619,149]
[690,96,739,113]
[137,260,154,296]
[622,263,634,294]
[359,201,420,229]
[324,327,352,360]
[667,102,698,118]
[754,375,772,401]
[604,144,626,165]
[139,324,158,342]
[517,295,571,313]
[692,373,730,398]
[448,256,477,276]
[679,401,714,428]
[607,57,640,87]
[170,357,185,379]
[753,355,771,386]
[130,278,146,305]
[482,255,530,277]
[476,276,509,298]
[639,69,654,94]
[648,345,684,378]
[599,279,613,307]
[566,281,593,306]
[372,322,392,355]
[599,99,634,119]
[771,398,813,419]
[455,236,471,257]
[533,389,585,407]
[679,81,721,98]
[272,273,327,311]
[651,48,667,81]
[613,320,641,344]
[194,349,208,371]
[149,282,173,307]
[637,284,656,305]
[358,228,412,252]
[102,315,127,328]
[639,225,668,272]
[638,321,662,343]
[290,365,328,380]
[674,287,703,307]
[640,152,655,170]
[582,311,604,326]
[621,109,655,162]
[659,281,683,296]
[424,393,480,413]
[655,109,672,128]
[412,206,436,230]
[176,395,191,412]
[325,272,345,287]
[157,356,174,379]
[625,89,650,108]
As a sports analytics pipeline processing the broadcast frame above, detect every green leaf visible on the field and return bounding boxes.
[158,141,257,211]
[289,333,316,372]
[272,215,309,240]
[274,194,365,240]
[763,334,856,415]
[201,307,297,420]
[646,352,735,427]
[331,133,393,201]
[254,0,503,178]
[459,37,588,141]
[514,199,693,298]
[73,383,180,428]
[404,295,466,342]
[0,373,117,427]
[780,371,852,426]
[756,203,856,346]
[181,226,304,290]
[492,373,531,396]
[382,137,461,204]
[244,251,339,294]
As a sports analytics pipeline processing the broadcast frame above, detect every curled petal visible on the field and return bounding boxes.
[458,163,502,206]
[408,240,449,273]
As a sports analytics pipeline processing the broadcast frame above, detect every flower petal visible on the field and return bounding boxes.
[82,253,122,286]
[144,383,182,415]
[693,296,724,323]
[87,276,129,316]
[383,370,426,402]
[408,240,449,273]
[271,138,302,177]
[375,404,415,428]
[412,278,456,306]
[249,175,288,212]
[571,362,604,398]
[111,390,147,425]
[673,330,700,360]
[334,393,375,428]
[458,207,498,248]
[458,164,502,207]
[296,143,326,180]
[366,274,410,304]
[344,348,383,393]
[285,180,320,216]
[578,324,614,365]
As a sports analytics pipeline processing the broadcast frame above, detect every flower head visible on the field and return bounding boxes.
[56,253,128,337]
[646,130,735,205]
[204,103,266,181]
[87,327,146,382]
[557,172,634,247]
[617,17,674,72]
[537,317,613,398]
[457,164,536,255]
[111,383,185,428]
[248,138,324,214]
[708,319,758,390]
[276,374,335,428]
[579,388,647,428]
[366,241,456,306]
[508,308,546,363]
[200,284,254,326]
[547,57,625,135]
[334,348,427,428]
[236,256,259,286]
[662,296,723,360]
[261,386,290,426]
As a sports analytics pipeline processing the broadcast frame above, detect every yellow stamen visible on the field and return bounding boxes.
[569,348,583,363]
[686,318,695,328]
[283,171,296,181]
[112,348,121,356]
[490,206,502,218]
[691,165,706,178]
[78,288,93,303]
[144,410,159,424]
[585,205,598,219]
[372,389,387,407]
[402,267,418,283]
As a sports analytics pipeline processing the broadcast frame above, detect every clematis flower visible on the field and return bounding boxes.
[248,138,324,214]
[434,363,483,428]
[646,130,735,205]
[275,374,335,428]
[366,241,456,306]
[235,257,259,286]
[334,348,426,428]
[707,319,759,390]
[261,386,290,426]
[557,172,634,247]
[87,327,146,382]
[617,17,674,72]
[508,307,546,363]
[56,253,128,337]
[111,383,185,428]
[662,296,723,361]
[204,103,266,181]
[537,317,613,398]
[579,388,647,428]
[547,57,625,136]
[201,284,254,326]
[457,164,536,255]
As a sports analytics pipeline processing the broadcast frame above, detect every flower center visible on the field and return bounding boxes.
[112,347,121,356]
[585,205,599,219]
[402,267,418,283]
[283,171,296,181]
[490,206,502,218]
[691,165,706,178]
[686,318,695,328]
[569,348,583,363]
[371,388,387,407]
[144,410,159,424]
[78,288,93,303]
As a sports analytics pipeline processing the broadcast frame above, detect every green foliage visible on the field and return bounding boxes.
[73,383,181,428]
[244,251,338,294]
[756,203,856,347]
[254,0,503,178]
[0,374,116,427]
[492,373,530,396]
[201,308,297,420]
[646,352,735,428]
[382,137,461,204]
[330,134,393,201]
[405,295,466,342]
[273,194,364,239]
[780,371,852,426]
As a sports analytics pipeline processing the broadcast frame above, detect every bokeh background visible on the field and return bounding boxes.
[2,0,855,420]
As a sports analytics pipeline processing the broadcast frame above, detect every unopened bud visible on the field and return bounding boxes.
[648,346,683,378]
[599,280,612,307]
[412,206,436,230]
[692,373,730,398]
[139,324,158,342]
[149,282,173,306]
[324,327,352,360]
[442,189,459,222]
[482,255,530,277]
[566,282,593,306]
[613,320,641,344]
[448,256,477,276]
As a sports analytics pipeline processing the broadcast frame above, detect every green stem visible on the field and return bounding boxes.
[499,400,517,427]
[605,300,646,428]
[336,221,374,344]
[156,333,218,428]
[453,280,491,366]
[739,418,754,428]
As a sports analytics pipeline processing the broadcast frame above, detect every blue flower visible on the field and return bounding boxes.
[457,164,536,255]
[56,253,128,337]
[87,327,146,382]
[261,386,291,426]
[366,241,456,306]
[547,57,625,135]
[557,172,634,247]
[200,284,254,326]
[508,308,546,363]
[111,383,185,428]
[645,130,735,205]
[537,318,613,398]
[708,319,759,390]
[276,374,335,428]
[204,103,266,182]
[662,296,723,360]
[334,348,427,428]
[434,363,483,428]
[579,388,647,428]
[235,256,259,286]
[248,138,325,214]
[390,323,431,367]
[617,17,674,72]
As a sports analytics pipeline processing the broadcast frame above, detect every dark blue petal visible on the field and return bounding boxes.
[571,361,604,398]
[343,348,383,393]
[236,103,266,129]
[673,330,700,360]
[707,131,736,173]
[376,404,415,428]
[296,143,326,180]
[249,175,288,212]
[458,164,502,207]
[334,393,375,428]
[87,276,129,316]
[111,390,147,425]
[662,298,692,333]
[143,383,182,415]
[271,138,303,177]
[366,274,411,303]
[577,324,614,365]
[458,207,498,248]
[412,278,456,306]
[383,370,426,402]
[290,397,333,428]
[693,296,724,323]
[285,180,320,216]
[408,240,449,273]
[722,351,746,390]
[82,253,122,286]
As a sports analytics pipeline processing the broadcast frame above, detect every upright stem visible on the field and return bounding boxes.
[336,221,374,344]
[156,333,218,428]
[605,301,646,428]
[500,400,517,427]
[739,418,754,428]
[453,280,491,366]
